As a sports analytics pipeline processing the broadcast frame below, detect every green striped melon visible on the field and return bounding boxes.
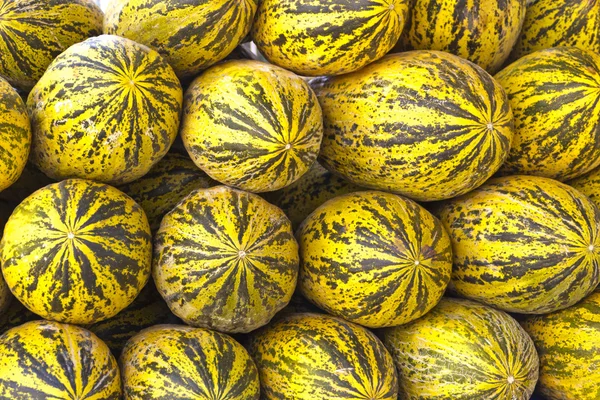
[118,152,216,233]
[397,0,526,73]
[267,162,363,229]
[251,0,409,76]
[0,76,30,192]
[522,291,600,400]
[121,325,259,400]
[298,191,452,328]
[0,0,103,92]
[435,175,600,314]
[27,34,182,185]
[0,297,39,335]
[104,0,257,79]
[181,59,323,193]
[248,313,398,399]
[0,320,121,399]
[153,185,298,333]
[568,166,600,209]
[313,50,514,202]
[511,0,600,60]
[85,282,180,355]
[495,47,600,181]
[381,297,539,399]
[0,179,152,324]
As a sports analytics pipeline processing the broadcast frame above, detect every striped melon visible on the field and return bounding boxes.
[435,175,600,314]
[118,152,216,233]
[568,167,600,209]
[85,282,180,355]
[522,291,600,400]
[0,76,30,192]
[0,298,39,335]
[397,0,526,73]
[298,191,452,328]
[154,185,298,333]
[313,50,514,202]
[0,320,121,399]
[251,0,409,76]
[248,313,398,399]
[0,179,152,324]
[104,0,257,79]
[27,34,182,185]
[511,0,600,60]
[495,47,600,181]
[381,297,539,399]
[121,325,259,400]
[181,59,323,193]
[0,0,103,92]
[267,162,363,229]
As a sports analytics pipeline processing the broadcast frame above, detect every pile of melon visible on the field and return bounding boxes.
[0,0,599,399]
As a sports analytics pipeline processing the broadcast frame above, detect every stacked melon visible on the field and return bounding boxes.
[0,0,600,399]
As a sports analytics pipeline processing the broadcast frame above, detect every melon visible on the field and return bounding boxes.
[0,0,103,92]
[0,76,30,192]
[251,0,409,76]
[313,50,514,201]
[298,191,452,328]
[568,167,600,209]
[381,297,539,399]
[511,0,600,59]
[153,185,298,333]
[495,47,600,181]
[522,291,600,400]
[104,0,257,78]
[248,313,398,399]
[0,320,121,399]
[181,59,323,193]
[397,0,526,73]
[0,297,39,335]
[1,179,152,324]
[118,152,216,233]
[27,34,182,185]
[120,325,259,400]
[435,175,600,314]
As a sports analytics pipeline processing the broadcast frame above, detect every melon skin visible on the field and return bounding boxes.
[27,34,182,185]
[0,179,152,325]
[381,297,539,399]
[313,50,514,202]
[120,324,259,400]
[252,0,409,76]
[0,297,40,335]
[496,47,600,181]
[0,320,121,399]
[435,175,600,314]
[522,291,600,400]
[247,313,398,400]
[0,0,103,92]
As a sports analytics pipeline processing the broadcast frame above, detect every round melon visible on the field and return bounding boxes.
[27,34,182,185]
[85,282,180,355]
[153,185,298,333]
[495,47,600,181]
[0,179,152,324]
[298,191,452,328]
[313,50,514,201]
[568,167,600,209]
[252,0,409,76]
[0,297,39,335]
[267,162,363,229]
[118,152,216,233]
[397,0,525,73]
[121,325,259,400]
[248,313,398,399]
[381,297,539,399]
[0,320,121,399]
[435,175,600,314]
[181,59,323,193]
[0,77,30,192]
[104,0,257,78]
[522,291,600,400]
[511,0,600,59]
[0,0,103,92]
